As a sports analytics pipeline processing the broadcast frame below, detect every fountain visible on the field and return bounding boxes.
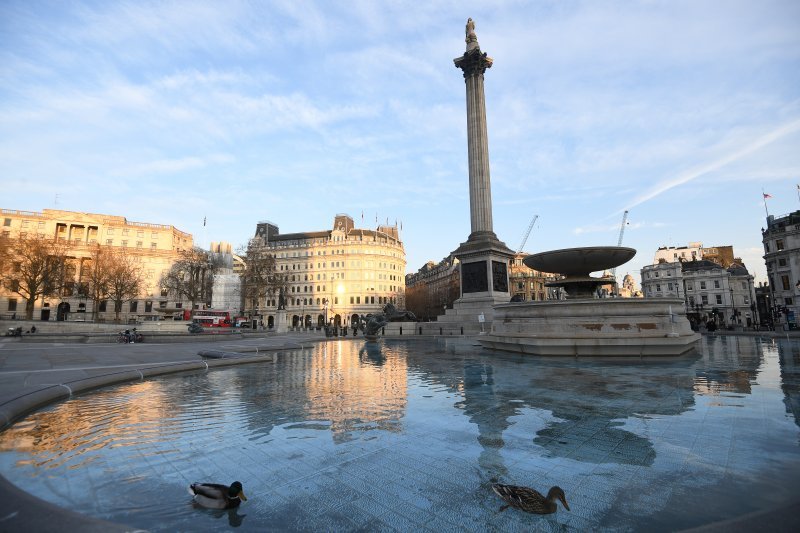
[478,246,701,356]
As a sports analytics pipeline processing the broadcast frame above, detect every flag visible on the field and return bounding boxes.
[763,193,772,199]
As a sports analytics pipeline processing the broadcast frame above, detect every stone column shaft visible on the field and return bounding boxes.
[465,72,493,235]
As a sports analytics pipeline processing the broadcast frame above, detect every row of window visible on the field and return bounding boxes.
[1,298,183,313]
[260,296,397,308]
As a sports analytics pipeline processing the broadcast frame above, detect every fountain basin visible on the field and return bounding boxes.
[480,298,701,356]
[524,246,636,276]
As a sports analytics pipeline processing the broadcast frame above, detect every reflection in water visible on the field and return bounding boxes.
[0,336,798,532]
[776,339,800,434]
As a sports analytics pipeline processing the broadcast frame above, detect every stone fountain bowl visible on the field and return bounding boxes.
[524,246,636,276]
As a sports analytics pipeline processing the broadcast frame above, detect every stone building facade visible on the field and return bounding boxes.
[247,214,406,329]
[762,210,800,328]
[1,208,193,322]
[404,255,460,321]
[641,259,757,327]
[508,253,554,301]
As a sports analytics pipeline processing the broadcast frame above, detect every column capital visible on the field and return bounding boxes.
[454,48,493,79]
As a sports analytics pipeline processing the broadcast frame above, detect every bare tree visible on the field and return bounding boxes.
[105,250,143,323]
[159,247,220,313]
[0,233,68,319]
[83,245,114,321]
[239,243,285,314]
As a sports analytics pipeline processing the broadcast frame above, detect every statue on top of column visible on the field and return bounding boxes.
[465,18,479,51]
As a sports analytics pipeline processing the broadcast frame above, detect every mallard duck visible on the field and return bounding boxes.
[491,483,570,514]
[189,481,247,509]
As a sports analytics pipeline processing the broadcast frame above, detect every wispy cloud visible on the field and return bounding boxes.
[622,118,800,212]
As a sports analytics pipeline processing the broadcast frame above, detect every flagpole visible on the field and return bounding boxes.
[762,189,769,217]
[796,184,799,204]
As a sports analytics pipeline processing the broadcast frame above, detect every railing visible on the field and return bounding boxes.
[1,209,42,217]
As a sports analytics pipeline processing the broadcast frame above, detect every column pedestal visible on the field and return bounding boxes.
[275,310,288,333]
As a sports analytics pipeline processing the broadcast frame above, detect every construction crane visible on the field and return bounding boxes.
[610,210,630,292]
[517,214,539,254]
[616,210,629,247]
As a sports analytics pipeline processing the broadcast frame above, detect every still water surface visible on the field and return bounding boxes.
[0,336,799,531]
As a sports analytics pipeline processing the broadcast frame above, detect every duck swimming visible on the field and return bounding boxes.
[189,481,247,509]
[491,483,569,514]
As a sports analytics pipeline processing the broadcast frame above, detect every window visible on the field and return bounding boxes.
[130,301,138,312]
[779,258,787,267]
[700,281,706,290]
[99,300,108,312]
[741,282,747,290]
[175,302,182,308]
[714,280,720,289]
[122,228,129,236]
[121,240,128,247]
[7,298,17,311]
[145,301,153,312]
[782,275,790,290]
[656,284,661,292]
[159,301,167,309]
[106,239,113,246]
[701,295,708,305]
[687,285,693,291]
[787,297,794,305]
[716,294,722,304]
[2,218,10,226]
[777,239,785,251]
[107,228,114,235]
[668,283,673,291]
[137,230,144,238]
[136,241,143,249]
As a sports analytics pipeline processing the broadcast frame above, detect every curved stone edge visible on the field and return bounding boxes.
[0,353,274,533]
[478,334,702,357]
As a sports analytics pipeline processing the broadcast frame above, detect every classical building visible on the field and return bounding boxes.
[641,259,756,327]
[247,214,406,329]
[508,253,555,302]
[762,210,800,328]
[619,273,642,298]
[1,208,193,322]
[405,255,460,321]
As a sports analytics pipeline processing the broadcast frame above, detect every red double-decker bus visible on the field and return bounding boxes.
[190,310,232,327]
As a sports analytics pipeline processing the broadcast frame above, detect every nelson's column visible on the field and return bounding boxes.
[448,18,514,326]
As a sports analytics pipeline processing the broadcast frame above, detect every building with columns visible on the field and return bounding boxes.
[0,208,193,322]
[246,214,406,329]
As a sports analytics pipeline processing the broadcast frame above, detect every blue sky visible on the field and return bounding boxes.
[1,1,799,286]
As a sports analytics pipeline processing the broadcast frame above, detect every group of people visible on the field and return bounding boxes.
[4,325,35,337]
[120,328,143,343]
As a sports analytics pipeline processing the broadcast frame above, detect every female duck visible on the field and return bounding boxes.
[189,481,247,509]
[492,483,570,514]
